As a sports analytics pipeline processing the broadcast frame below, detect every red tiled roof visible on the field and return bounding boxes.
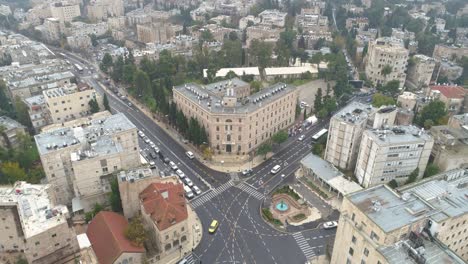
[430,85,467,99]
[140,182,188,231]
[86,211,145,264]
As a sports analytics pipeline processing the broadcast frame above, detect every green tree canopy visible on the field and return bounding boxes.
[100,53,113,73]
[0,161,27,184]
[372,93,396,107]
[424,164,439,178]
[406,167,420,184]
[103,94,110,112]
[124,216,147,247]
[378,80,400,97]
[109,178,122,212]
[314,88,323,113]
[88,98,100,113]
[272,130,288,145]
[257,142,272,159]
[416,100,447,128]
[249,39,273,69]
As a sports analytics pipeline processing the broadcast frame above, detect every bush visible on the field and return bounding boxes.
[304,178,329,199]
[388,179,398,189]
[293,213,306,221]
[274,186,300,200]
[262,208,282,226]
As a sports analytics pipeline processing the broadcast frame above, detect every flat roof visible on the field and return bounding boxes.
[0,115,26,130]
[332,101,375,125]
[0,182,69,239]
[203,67,260,78]
[174,81,296,114]
[264,65,318,76]
[365,125,432,145]
[35,112,136,155]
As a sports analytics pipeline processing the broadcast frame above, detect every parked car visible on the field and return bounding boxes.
[138,131,145,138]
[149,151,157,159]
[149,161,156,169]
[183,177,193,187]
[242,169,253,176]
[323,221,338,229]
[176,169,185,179]
[298,135,305,141]
[143,137,150,144]
[169,161,178,170]
[186,151,195,159]
[149,141,156,148]
[192,185,202,195]
[153,146,160,153]
[163,157,170,164]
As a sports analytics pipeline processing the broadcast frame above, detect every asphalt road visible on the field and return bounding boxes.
[54,48,339,263]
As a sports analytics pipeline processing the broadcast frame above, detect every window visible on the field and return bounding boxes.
[351,236,356,244]
[349,247,354,256]
[361,261,366,264]
[364,248,369,257]
[351,213,355,221]
[181,227,184,232]
[370,231,379,242]
[35,241,40,245]
[52,234,57,238]
[227,135,231,141]
[55,243,60,247]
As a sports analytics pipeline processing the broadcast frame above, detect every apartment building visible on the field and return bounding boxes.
[430,125,468,171]
[24,95,49,132]
[428,85,467,114]
[433,44,468,61]
[42,17,63,42]
[397,91,418,111]
[355,126,433,187]
[50,2,81,23]
[365,37,409,86]
[258,9,287,28]
[66,21,109,37]
[0,115,27,148]
[448,113,468,129]
[86,0,124,21]
[0,181,79,264]
[43,83,102,124]
[140,182,190,261]
[7,71,74,99]
[137,23,174,44]
[324,102,377,170]
[296,8,329,32]
[405,54,436,90]
[331,171,467,264]
[345,17,369,31]
[34,112,141,209]
[246,25,283,47]
[173,78,298,156]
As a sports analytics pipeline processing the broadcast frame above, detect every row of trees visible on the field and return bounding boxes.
[313,86,338,118]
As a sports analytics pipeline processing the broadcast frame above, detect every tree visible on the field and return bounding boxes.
[372,93,396,107]
[15,257,28,264]
[123,64,137,83]
[312,144,324,156]
[257,142,272,159]
[84,203,103,223]
[0,80,13,116]
[249,39,273,68]
[103,94,111,112]
[303,107,307,120]
[388,179,398,189]
[100,53,113,73]
[378,80,400,97]
[89,33,98,47]
[125,216,147,247]
[381,65,392,77]
[405,168,420,184]
[424,164,439,178]
[133,70,151,97]
[0,161,27,184]
[111,56,125,82]
[314,88,323,113]
[109,178,122,212]
[88,98,100,113]
[201,145,213,160]
[416,100,447,128]
[272,130,288,145]
[13,96,32,129]
[250,81,261,94]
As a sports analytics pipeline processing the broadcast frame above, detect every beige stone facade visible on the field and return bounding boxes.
[173,79,298,156]
[44,83,102,124]
[35,112,141,208]
[0,182,79,264]
[406,54,436,90]
[0,115,27,149]
[365,37,409,86]
[246,25,283,47]
[331,175,467,264]
[50,2,81,23]
[137,23,174,44]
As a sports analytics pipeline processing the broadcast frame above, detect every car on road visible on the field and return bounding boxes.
[208,220,219,234]
[242,169,253,176]
[183,185,194,199]
[185,151,195,159]
[138,131,145,138]
[163,157,170,164]
[192,185,201,195]
[323,221,338,229]
[143,137,150,144]
[298,135,305,141]
[149,151,157,159]
[153,147,160,153]
[169,161,178,170]
[183,177,193,187]
[149,161,156,169]
[149,141,156,148]
[270,165,281,174]
[176,169,185,179]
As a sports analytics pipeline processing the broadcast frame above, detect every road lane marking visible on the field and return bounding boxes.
[292,232,316,260]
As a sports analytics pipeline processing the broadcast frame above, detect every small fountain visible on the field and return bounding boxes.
[275,200,289,212]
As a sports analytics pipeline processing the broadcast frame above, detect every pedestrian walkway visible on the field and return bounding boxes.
[191,181,234,208]
[292,232,315,260]
[184,253,195,264]
[236,182,265,200]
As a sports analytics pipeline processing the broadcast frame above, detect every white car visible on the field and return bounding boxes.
[149,161,156,169]
[185,151,194,159]
[138,131,145,138]
[144,137,150,144]
[169,161,178,171]
[176,169,185,179]
[191,185,201,195]
[184,177,193,187]
[149,141,156,148]
[298,135,305,141]
[270,165,281,174]
[323,221,338,229]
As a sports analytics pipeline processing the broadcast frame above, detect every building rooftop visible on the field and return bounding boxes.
[365,125,432,145]
[203,67,260,78]
[430,85,467,99]
[24,94,46,107]
[87,211,145,264]
[332,101,375,125]
[118,167,154,183]
[379,238,465,264]
[450,113,468,126]
[43,83,91,98]
[0,115,26,130]
[35,112,136,155]
[204,78,249,94]
[8,71,74,90]
[174,81,296,114]
[264,65,318,76]
[0,181,69,239]
[140,182,188,231]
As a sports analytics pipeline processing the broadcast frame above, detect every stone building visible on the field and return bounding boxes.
[0,115,27,148]
[405,54,436,90]
[430,125,468,171]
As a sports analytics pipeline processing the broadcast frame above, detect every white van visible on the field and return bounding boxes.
[186,151,195,159]
[184,185,194,199]
[270,165,281,174]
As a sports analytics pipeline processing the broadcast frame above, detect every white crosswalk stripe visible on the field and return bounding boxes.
[184,253,195,264]
[236,182,265,200]
[293,232,315,260]
[191,181,234,208]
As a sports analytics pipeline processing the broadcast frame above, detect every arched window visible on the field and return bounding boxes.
[181,235,187,243]
[165,244,171,251]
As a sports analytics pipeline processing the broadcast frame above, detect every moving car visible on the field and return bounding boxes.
[169,161,178,170]
[184,177,193,187]
[208,220,219,234]
[176,169,185,179]
[242,169,253,176]
[186,151,195,159]
[270,165,281,174]
[298,135,305,141]
[192,185,201,195]
[323,221,338,229]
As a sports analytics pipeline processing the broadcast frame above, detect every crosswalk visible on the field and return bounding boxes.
[184,253,195,264]
[191,181,234,208]
[292,232,315,260]
[236,182,265,200]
